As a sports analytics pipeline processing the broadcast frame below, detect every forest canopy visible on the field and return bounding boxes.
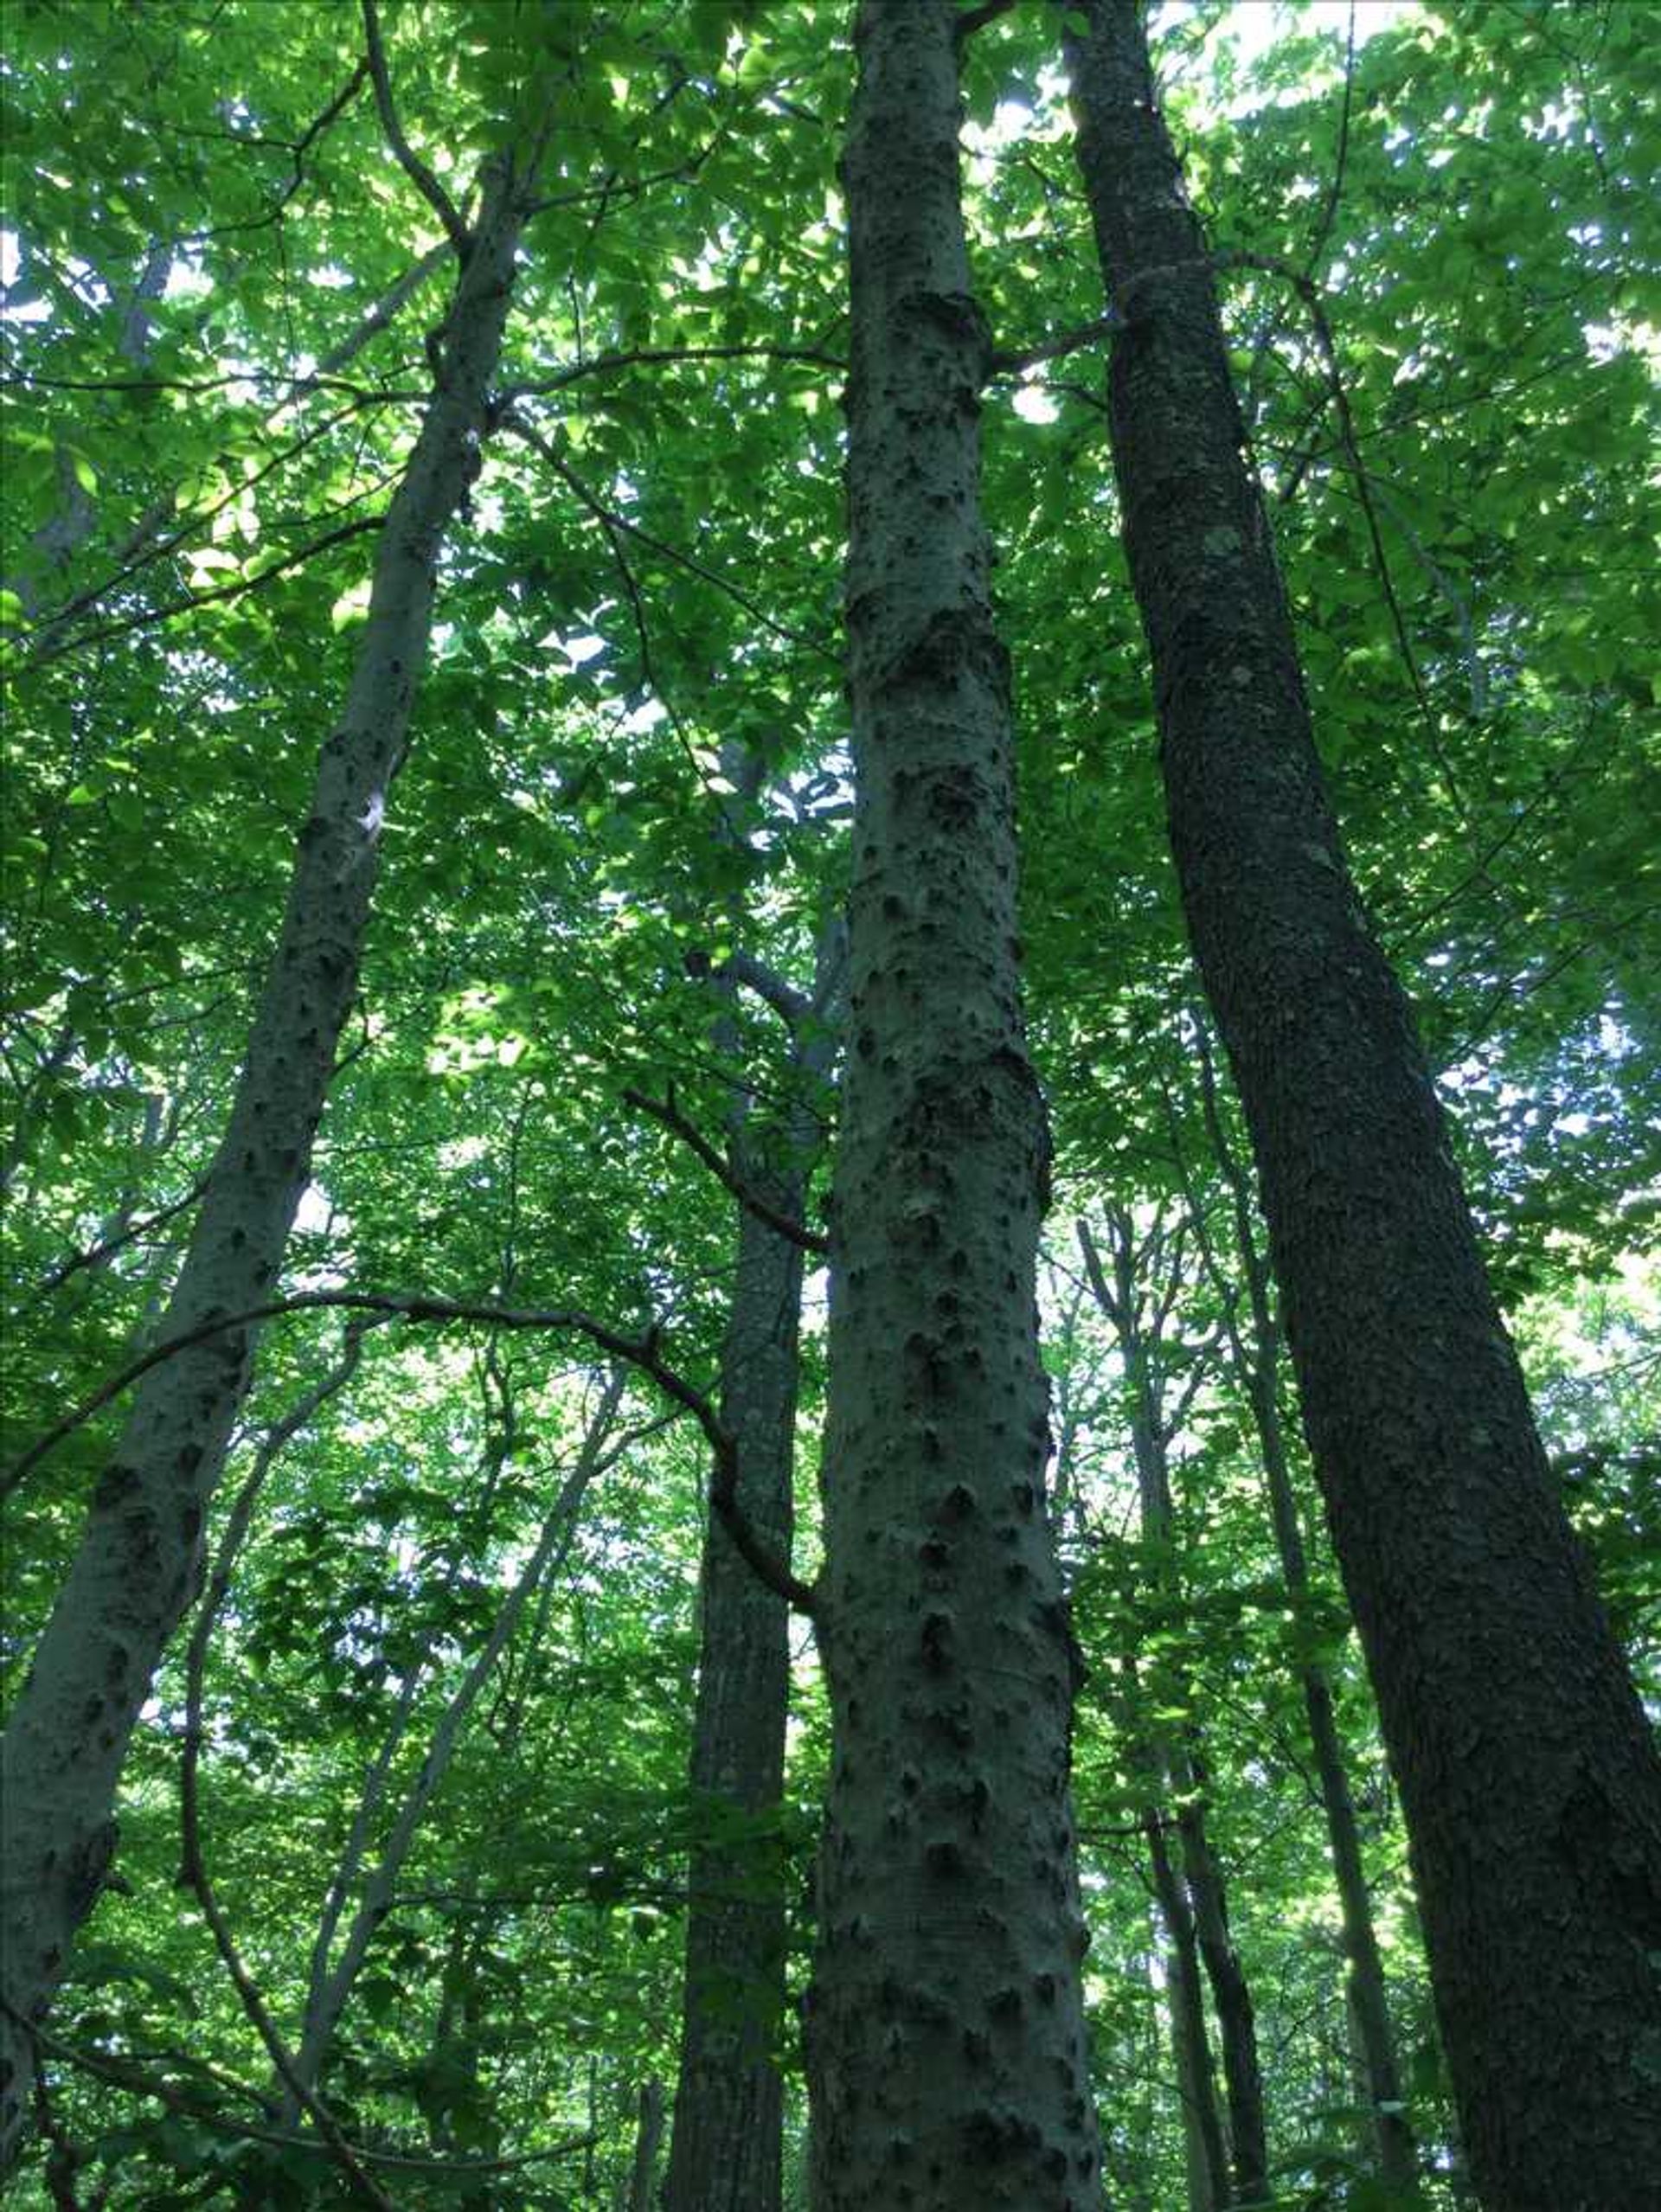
[2,1,1658,2208]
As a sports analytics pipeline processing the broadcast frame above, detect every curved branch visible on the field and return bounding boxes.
[624,1085,829,1258]
[5,1292,819,1616]
[361,0,471,259]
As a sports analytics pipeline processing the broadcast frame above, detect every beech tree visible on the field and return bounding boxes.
[3,3,1657,2207]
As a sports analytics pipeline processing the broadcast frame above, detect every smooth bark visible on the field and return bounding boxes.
[0,150,540,2164]
[805,4,1102,2202]
[1061,3,1661,2203]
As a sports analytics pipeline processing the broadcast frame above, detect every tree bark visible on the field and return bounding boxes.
[1126,1682,1227,2212]
[0,152,538,2166]
[805,4,1103,2204]
[1061,4,1661,2204]
[664,1064,821,2212]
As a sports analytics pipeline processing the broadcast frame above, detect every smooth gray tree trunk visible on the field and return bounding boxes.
[0,151,540,2164]
[1060,3,1661,2202]
[805,3,1103,2203]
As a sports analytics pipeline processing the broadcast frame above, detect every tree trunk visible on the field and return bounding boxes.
[0,155,537,2165]
[1078,1211,1267,2205]
[1128,1691,1227,2212]
[1169,1741,1267,2207]
[1060,4,1661,2204]
[627,2080,666,2212]
[805,4,1103,2204]
[664,808,838,2212]
[663,1172,807,2212]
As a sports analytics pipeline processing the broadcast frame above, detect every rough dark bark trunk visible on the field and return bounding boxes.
[1061,5,1661,2205]
[0,153,539,2166]
[804,5,1103,2204]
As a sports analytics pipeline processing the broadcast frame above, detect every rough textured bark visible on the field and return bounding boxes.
[805,4,1102,2204]
[0,154,538,2164]
[1061,4,1661,2204]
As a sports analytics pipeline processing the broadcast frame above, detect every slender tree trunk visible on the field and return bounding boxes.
[1127,1695,1227,2212]
[1079,1213,1267,2204]
[0,155,539,2165]
[627,2080,666,2212]
[1061,5,1661,2203]
[663,1175,806,2212]
[805,4,1102,2203]
[664,815,839,2212]
[281,1377,621,2115]
[1169,1741,1266,2206]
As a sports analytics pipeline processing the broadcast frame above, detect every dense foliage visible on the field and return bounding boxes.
[3,0,1656,2205]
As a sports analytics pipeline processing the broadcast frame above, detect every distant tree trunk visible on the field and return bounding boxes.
[1169,1739,1266,2206]
[1078,1212,1267,2205]
[1125,1682,1227,2212]
[664,934,837,2212]
[0,151,540,2166]
[627,2080,665,2212]
[805,3,1103,2203]
[1061,4,1661,2204]
[1192,1026,1418,2194]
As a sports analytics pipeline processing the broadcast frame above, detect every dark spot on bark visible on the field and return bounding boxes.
[1034,1972,1057,2005]
[1010,1480,1035,1515]
[93,1464,138,1511]
[924,1837,964,1878]
[920,1534,950,1570]
[963,2107,1040,2162]
[942,1483,976,1518]
[987,1984,1022,2018]
[920,1612,952,1671]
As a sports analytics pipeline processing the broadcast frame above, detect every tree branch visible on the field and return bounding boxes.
[623,1086,829,1258]
[361,0,471,259]
[5,1292,815,1621]
[990,309,1121,378]
[179,1330,390,2210]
